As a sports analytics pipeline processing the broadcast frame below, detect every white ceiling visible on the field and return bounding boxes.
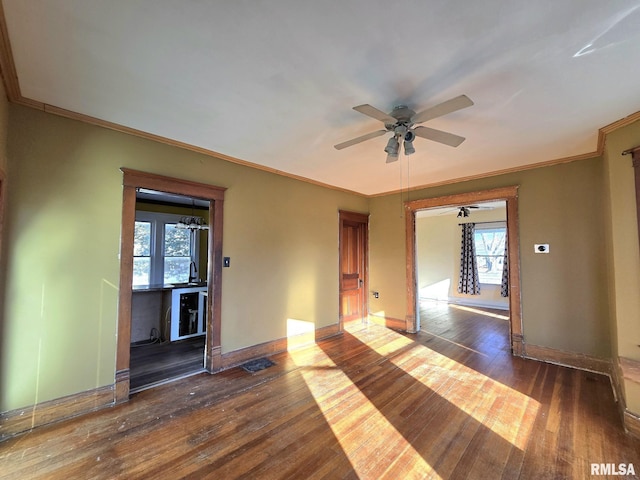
[3,1,640,195]
[416,201,506,218]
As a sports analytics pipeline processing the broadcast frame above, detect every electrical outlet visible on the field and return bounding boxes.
[534,244,549,254]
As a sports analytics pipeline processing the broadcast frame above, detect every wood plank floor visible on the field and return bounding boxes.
[2,304,639,479]
[130,336,206,392]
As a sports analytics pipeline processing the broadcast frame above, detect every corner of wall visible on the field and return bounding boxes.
[602,118,640,431]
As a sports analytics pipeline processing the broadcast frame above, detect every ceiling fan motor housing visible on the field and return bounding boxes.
[385,105,416,130]
[391,105,415,122]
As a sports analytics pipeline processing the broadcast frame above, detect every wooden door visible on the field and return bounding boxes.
[339,211,368,324]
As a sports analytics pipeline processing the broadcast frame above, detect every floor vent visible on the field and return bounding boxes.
[241,358,275,373]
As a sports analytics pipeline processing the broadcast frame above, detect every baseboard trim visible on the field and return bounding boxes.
[617,357,640,439]
[0,384,115,441]
[624,410,640,439]
[220,323,341,371]
[523,343,612,376]
[115,369,130,404]
[443,298,509,311]
[619,356,640,383]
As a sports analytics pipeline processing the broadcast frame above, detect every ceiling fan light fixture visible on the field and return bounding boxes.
[384,136,399,155]
[176,215,209,230]
[457,207,470,218]
[404,140,415,156]
[404,130,415,142]
[458,207,471,218]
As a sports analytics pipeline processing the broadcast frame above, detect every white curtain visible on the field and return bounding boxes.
[458,223,480,295]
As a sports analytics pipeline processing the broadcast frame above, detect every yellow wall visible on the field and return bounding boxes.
[1,96,636,419]
[602,119,640,413]
[0,78,9,394]
[1,105,367,412]
[370,157,611,358]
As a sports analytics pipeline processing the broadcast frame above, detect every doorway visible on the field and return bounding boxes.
[404,186,524,355]
[116,169,226,402]
[339,211,369,328]
[129,189,210,392]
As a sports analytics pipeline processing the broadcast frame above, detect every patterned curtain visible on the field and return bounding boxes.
[458,223,480,295]
[501,238,509,297]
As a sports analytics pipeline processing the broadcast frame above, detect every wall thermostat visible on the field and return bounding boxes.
[534,244,549,254]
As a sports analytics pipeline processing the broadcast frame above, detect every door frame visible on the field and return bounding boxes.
[116,168,226,403]
[338,210,369,330]
[404,186,524,355]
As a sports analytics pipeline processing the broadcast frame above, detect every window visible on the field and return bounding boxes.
[474,224,506,285]
[163,223,193,284]
[133,212,199,286]
[133,220,152,285]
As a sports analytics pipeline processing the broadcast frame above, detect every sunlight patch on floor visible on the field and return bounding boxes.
[289,344,441,479]
[449,304,510,320]
[348,324,539,451]
[421,331,488,357]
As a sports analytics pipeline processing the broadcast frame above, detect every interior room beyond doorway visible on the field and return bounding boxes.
[130,188,210,392]
[404,186,523,355]
[415,200,508,314]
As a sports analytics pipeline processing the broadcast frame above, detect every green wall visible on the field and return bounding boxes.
[602,119,640,412]
[1,105,367,412]
[370,156,611,358]
[1,97,637,419]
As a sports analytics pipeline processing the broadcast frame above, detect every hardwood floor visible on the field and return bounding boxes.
[130,336,206,392]
[2,304,639,479]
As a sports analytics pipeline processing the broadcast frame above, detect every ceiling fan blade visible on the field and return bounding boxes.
[334,129,386,150]
[353,104,397,124]
[436,208,460,215]
[413,126,466,147]
[411,95,474,124]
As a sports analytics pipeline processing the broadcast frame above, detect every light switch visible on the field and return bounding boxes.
[223,257,231,267]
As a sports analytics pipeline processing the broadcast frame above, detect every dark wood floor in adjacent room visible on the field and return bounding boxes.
[130,336,206,392]
[2,303,639,479]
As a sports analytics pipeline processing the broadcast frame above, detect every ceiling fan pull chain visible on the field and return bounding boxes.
[399,157,402,217]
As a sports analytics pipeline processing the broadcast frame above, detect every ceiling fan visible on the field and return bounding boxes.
[334,95,473,163]
[454,205,492,218]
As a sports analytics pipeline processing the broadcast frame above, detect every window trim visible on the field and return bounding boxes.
[473,222,507,286]
[134,211,200,286]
